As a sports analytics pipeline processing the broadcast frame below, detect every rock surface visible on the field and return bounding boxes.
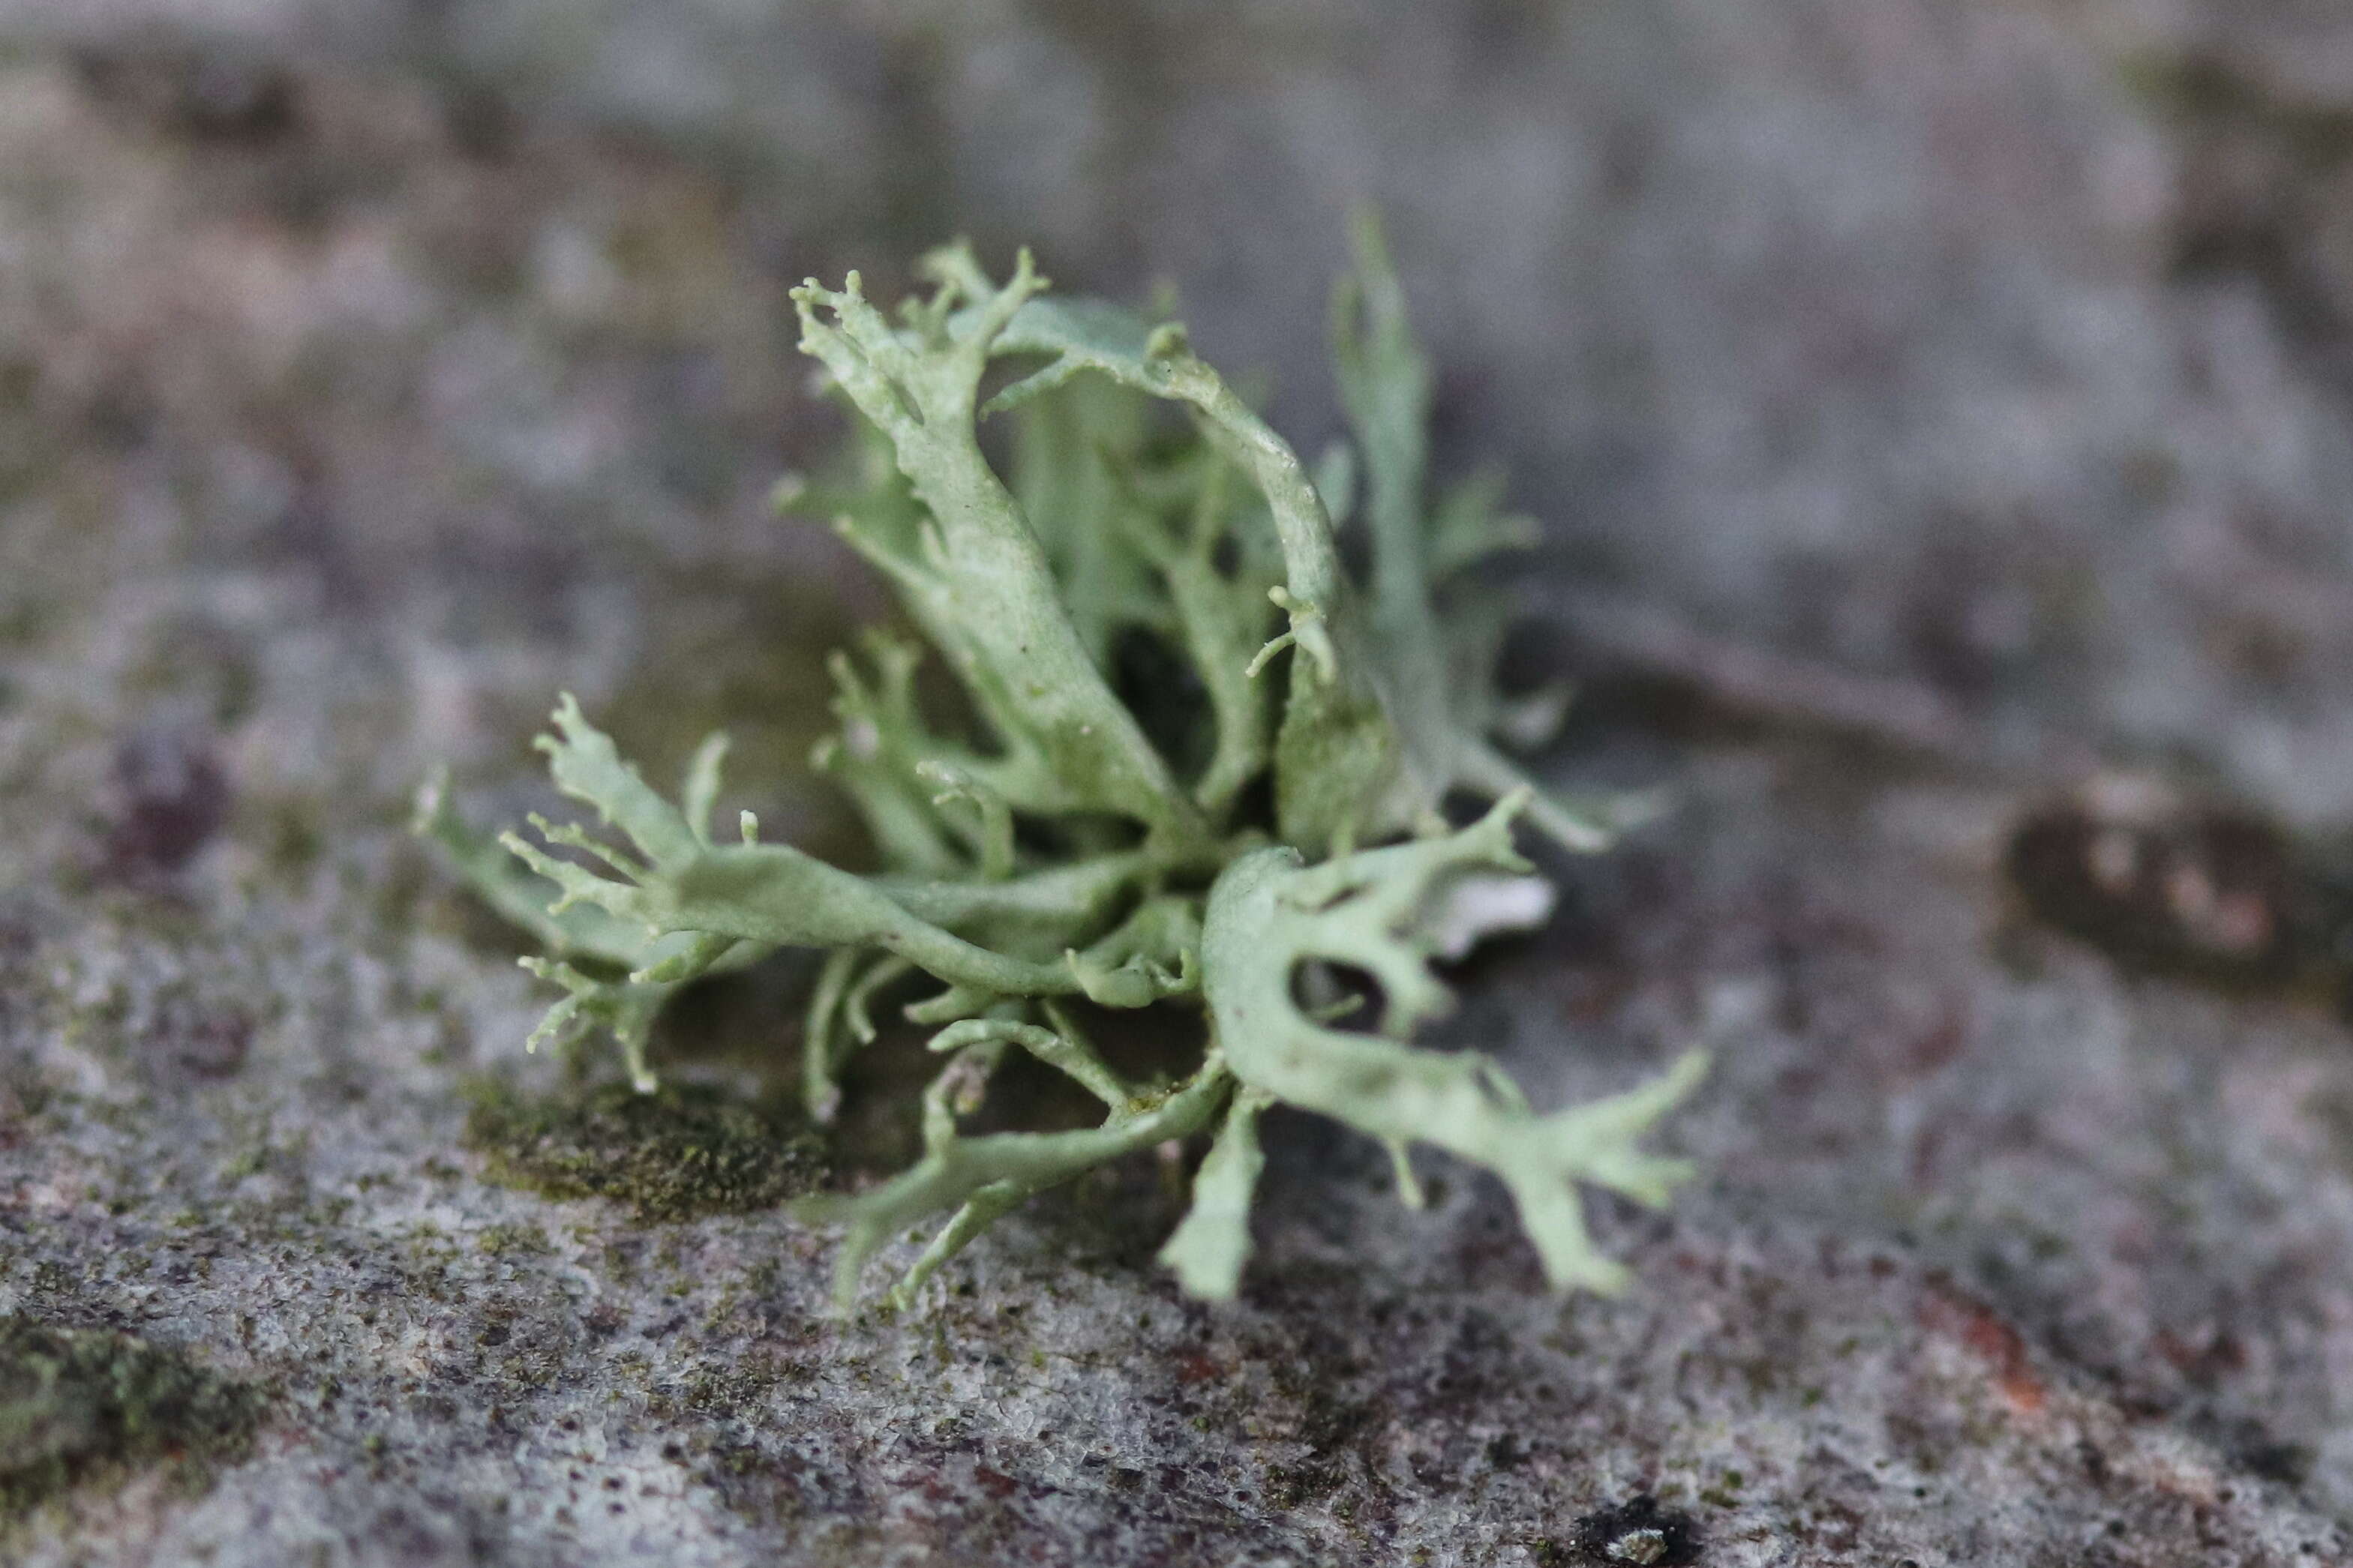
[1,5,2352,1564]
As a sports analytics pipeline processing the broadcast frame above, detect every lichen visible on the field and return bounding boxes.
[0,1316,266,1519]
[422,215,1703,1308]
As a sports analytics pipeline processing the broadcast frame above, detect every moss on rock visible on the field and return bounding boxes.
[0,1317,266,1519]
[463,1080,827,1222]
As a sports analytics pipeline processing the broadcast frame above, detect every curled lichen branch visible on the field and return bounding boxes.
[1198,794,1705,1294]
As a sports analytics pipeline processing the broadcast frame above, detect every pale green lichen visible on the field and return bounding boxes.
[422,217,1703,1309]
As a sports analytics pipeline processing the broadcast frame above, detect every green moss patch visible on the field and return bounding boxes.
[464,1080,827,1222]
[0,1318,266,1518]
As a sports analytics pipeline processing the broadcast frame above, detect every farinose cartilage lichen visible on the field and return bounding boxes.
[419,217,1704,1309]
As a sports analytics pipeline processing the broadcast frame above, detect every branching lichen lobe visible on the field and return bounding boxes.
[422,217,1701,1308]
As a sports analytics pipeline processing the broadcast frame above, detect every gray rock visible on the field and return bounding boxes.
[0,5,2350,1564]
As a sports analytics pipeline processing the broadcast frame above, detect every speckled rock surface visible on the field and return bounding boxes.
[4,7,2353,1565]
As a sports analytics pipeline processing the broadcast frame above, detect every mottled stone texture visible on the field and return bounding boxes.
[2,4,2352,1564]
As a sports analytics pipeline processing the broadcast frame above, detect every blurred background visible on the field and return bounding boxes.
[11,0,2353,820]
[9,4,2353,1564]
